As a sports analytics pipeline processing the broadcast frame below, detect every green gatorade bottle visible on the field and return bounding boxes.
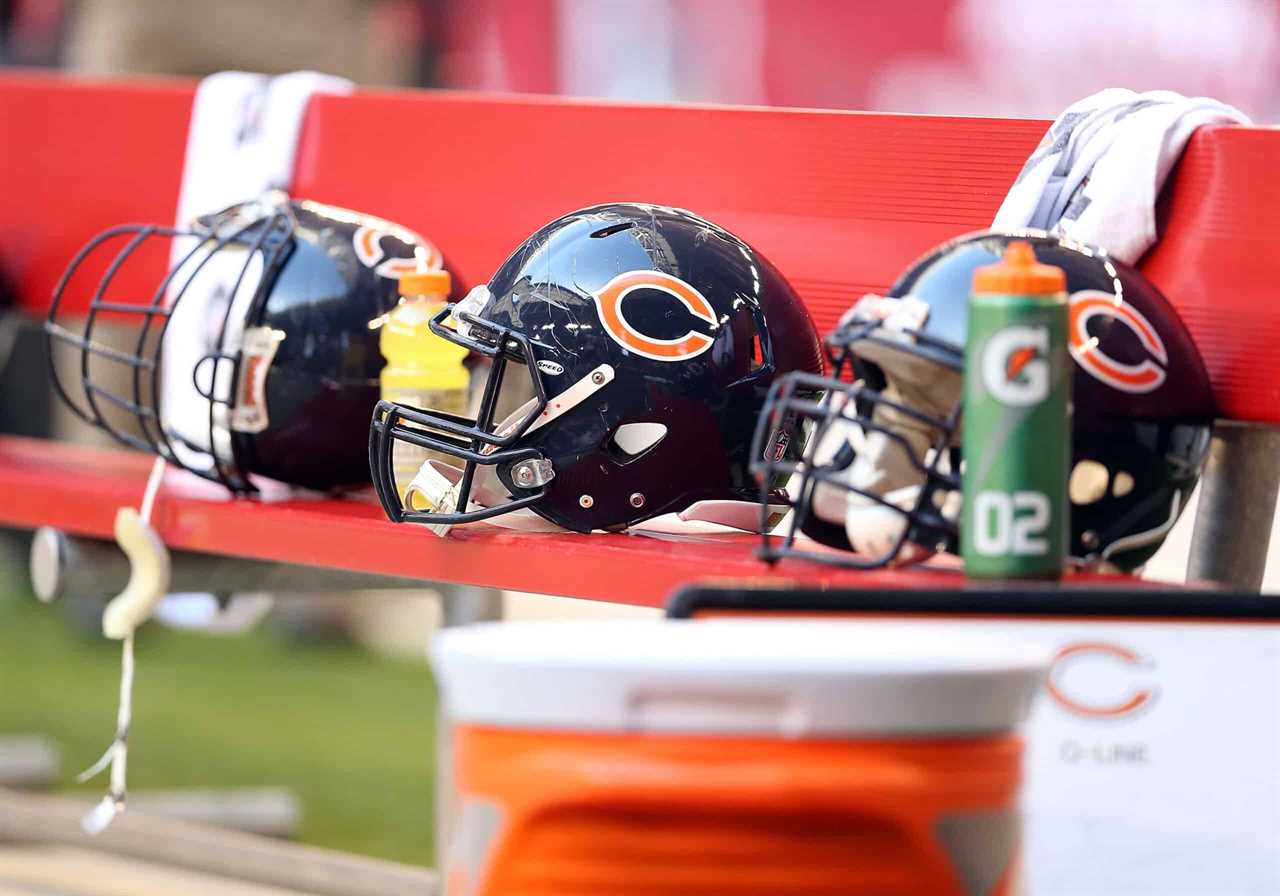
[962,241,1070,579]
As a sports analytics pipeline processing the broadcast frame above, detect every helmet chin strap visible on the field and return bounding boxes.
[806,391,865,527]
[842,431,928,561]
[401,363,624,536]
[404,460,563,537]
[840,371,960,565]
[802,305,963,564]
[801,377,929,562]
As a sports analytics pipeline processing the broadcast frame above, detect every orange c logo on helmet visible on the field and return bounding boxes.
[591,270,718,362]
[353,225,443,279]
[1068,291,1168,393]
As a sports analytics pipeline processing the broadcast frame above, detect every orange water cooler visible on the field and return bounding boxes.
[432,620,1047,896]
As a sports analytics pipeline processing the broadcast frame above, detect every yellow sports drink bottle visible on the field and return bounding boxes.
[380,270,470,500]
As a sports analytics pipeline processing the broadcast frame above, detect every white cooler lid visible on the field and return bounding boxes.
[432,619,1049,737]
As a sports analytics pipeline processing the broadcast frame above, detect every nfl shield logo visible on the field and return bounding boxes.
[768,430,791,462]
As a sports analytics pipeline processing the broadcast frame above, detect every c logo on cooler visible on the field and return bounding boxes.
[1046,641,1156,719]
[591,270,717,362]
[1068,291,1167,393]
[981,325,1049,407]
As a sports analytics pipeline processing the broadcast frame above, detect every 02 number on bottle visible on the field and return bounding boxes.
[972,491,1049,556]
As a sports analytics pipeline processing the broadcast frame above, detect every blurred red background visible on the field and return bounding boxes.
[3,0,1276,119]
[439,0,1279,118]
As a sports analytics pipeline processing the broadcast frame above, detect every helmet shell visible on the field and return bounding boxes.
[227,200,442,490]
[827,229,1215,569]
[475,203,824,531]
[46,195,446,493]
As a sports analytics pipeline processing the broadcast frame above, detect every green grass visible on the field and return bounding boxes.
[0,550,438,867]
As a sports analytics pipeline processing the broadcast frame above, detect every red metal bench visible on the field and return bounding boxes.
[3,71,1276,603]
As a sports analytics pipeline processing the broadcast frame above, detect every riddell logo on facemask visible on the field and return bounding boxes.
[981,325,1050,407]
[1047,641,1157,719]
[591,270,717,362]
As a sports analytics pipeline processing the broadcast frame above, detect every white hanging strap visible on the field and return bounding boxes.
[79,456,172,835]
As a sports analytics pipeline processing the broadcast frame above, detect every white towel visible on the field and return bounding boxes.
[172,70,354,226]
[162,71,353,466]
[993,88,1250,264]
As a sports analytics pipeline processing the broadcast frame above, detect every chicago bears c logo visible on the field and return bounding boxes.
[1046,641,1157,719]
[591,270,718,362]
[353,225,443,280]
[1068,291,1167,393]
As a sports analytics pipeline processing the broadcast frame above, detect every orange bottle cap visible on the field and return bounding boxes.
[972,241,1066,295]
[399,269,452,297]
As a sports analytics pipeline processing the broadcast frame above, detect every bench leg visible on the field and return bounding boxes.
[438,584,504,628]
[1187,423,1280,591]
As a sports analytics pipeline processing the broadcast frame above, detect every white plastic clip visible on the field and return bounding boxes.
[102,507,172,639]
[78,456,171,835]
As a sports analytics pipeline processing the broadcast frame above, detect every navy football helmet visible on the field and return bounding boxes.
[370,203,824,533]
[753,230,1215,572]
[47,193,442,493]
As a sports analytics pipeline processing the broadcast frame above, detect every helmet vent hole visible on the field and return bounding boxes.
[1112,471,1135,498]
[610,422,668,458]
[1069,460,1110,505]
[589,222,637,239]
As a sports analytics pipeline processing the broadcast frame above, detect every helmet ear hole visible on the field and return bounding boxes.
[609,422,668,461]
[1112,470,1135,498]
[1069,459,1110,505]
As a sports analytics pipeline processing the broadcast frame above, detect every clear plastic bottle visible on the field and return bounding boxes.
[380,270,470,500]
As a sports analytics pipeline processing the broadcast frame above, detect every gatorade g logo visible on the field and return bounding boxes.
[1068,291,1168,393]
[353,225,443,280]
[981,325,1049,407]
[591,270,717,362]
[1047,641,1157,719]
